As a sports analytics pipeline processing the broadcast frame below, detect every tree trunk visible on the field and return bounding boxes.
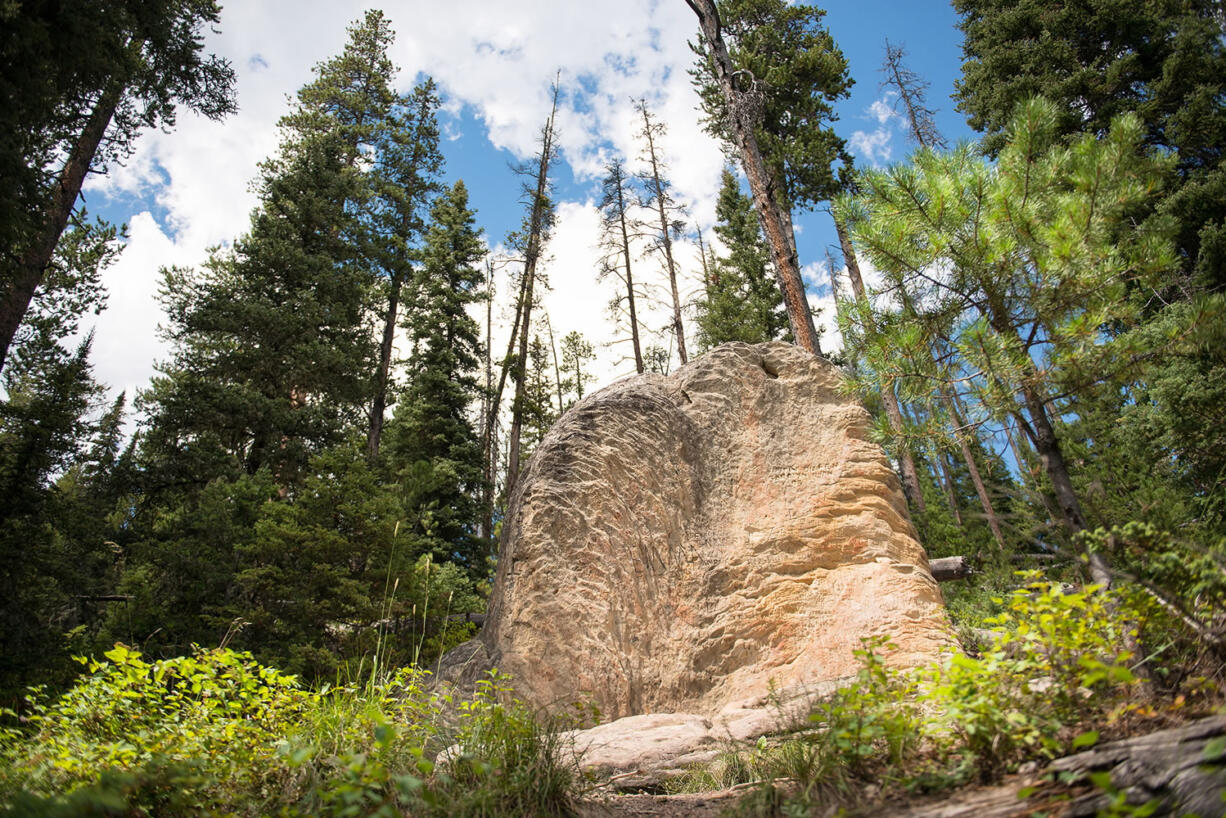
[696,225,712,295]
[929,555,973,582]
[547,315,563,414]
[943,386,1008,551]
[888,716,1226,818]
[0,82,122,374]
[836,217,928,516]
[506,92,559,500]
[366,273,401,459]
[618,181,645,374]
[936,448,964,526]
[481,264,495,540]
[685,0,821,357]
[1015,381,1111,586]
[637,102,688,366]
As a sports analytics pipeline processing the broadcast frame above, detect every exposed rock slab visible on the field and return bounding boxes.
[574,716,1226,817]
[440,342,952,721]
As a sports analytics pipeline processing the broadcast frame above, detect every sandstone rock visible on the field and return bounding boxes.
[439,342,952,723]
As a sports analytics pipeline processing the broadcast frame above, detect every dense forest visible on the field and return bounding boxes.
[1,0,1224,815]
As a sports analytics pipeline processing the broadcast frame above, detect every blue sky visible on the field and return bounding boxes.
[81,0,978,404]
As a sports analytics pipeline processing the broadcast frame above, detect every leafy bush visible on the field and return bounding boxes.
[0,647,577,818]
[726,579,1152,814]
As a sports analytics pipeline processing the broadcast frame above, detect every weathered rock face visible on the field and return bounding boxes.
[442,342,951,721]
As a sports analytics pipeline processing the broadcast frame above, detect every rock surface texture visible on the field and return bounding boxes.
[441,342,951,726]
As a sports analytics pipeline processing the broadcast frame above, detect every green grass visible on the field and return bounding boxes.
[0,649,579,817]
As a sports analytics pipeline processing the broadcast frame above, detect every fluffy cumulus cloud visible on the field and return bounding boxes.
[848,91,901,167]
[81,0,730,404]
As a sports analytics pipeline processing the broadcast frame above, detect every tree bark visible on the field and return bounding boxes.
[889,716,1226,818]
[367,272,401,459]
[685,0,821,357]
[546,314,563,414]
[943,386,1008,551]
[481,264,495,540]
[506,91,559,500]
[936,448,964,526]
[929,556,973,582]
[0,82,122,374]
[617,178,645,374]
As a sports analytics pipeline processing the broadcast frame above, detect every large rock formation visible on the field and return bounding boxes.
[441,342,951,722]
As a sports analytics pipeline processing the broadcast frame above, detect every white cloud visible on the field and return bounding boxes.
[868,91,898,125]
[78,1,732,407]
[849,128,893,167]
[84,213,180,402]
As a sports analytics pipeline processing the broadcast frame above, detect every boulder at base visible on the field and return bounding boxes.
[441,342,952,724]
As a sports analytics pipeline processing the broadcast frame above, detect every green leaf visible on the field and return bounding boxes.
[1202,735,1226,762]
[374,723,394,746]
[1088,771,1114,790]
[1072,730,1099,750]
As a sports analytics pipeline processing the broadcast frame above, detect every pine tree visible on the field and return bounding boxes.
[0,0,237,373]
[694,169,789,349]
[367,80,445,458]
[688,0,852,354]
[385,181,487,572]
[142,13,400,489]
[503,86,560,499]
[0,335,103,697]
[840,98,1177,584]
[954,0,1226,289]
[519,334,559,459]
[559,331,596,407]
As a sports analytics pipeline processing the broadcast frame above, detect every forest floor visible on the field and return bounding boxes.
[572,715,1226,818]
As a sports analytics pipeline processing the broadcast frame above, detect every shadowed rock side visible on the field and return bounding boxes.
[440,342,952,720]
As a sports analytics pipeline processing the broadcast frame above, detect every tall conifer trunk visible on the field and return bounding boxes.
[685,0,822,357]
[836,218,927,516]
[0,82,121,374]
[616,174,645,374]
[506,89,559,500]
[367,273,400,458]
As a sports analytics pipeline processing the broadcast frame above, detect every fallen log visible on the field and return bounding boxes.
[890,715,1226,817]
[930,556,973,582]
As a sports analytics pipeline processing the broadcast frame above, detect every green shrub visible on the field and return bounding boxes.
[728,579,1149,815]
[0,648,577,817]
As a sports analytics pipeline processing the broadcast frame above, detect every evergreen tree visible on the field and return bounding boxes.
[840,98,1177,584]
[689,0,852,353]
[634,99,689,366]
[0,0,237,373]
[141,12,400,490]
[0,336,103,698]
[503,87,560,498]
[694,169,789,350]
[385,181,487,572]
[954,0,1226,289]
[559,331,596,407]
[0,216,124,699]
[519,335,559,459]
[368,80,445,458]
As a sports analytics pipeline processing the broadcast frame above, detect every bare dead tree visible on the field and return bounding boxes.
[596,157,647,374]
[505,81,560,501]
[634,99,689,366]
[881,39,949,151]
